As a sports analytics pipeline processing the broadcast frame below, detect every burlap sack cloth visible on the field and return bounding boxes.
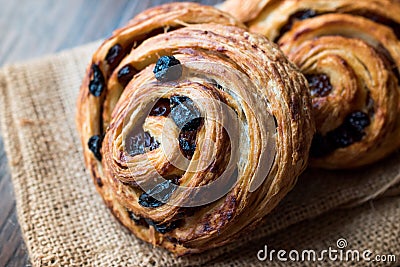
[0,43,399,267]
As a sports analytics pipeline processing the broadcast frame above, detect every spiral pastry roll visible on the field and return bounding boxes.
[221,0,400,169]
[76,3,314,255]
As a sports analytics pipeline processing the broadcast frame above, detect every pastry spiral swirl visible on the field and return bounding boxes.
[221,0,400,169]
[76,3,313,255]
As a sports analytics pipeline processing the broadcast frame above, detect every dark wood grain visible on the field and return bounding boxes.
[0,0,222,266]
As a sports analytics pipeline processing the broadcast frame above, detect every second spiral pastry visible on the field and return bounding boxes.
[221,0,400,168]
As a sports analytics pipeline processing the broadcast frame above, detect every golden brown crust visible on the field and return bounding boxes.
[76,3,314,255]
[222,0,400,169]
[218,0,272,23]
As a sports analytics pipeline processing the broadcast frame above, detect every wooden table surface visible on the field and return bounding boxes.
[0,1,222,266]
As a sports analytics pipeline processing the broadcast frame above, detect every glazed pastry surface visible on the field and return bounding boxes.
[221,0,400,169]
[76,3,314,255]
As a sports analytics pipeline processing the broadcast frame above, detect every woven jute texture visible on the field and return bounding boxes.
[0,43,399,267]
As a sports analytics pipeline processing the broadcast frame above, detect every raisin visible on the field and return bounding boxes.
[126,130,159,157]
[105,44,124,70]
[182,118,203,132]
[144,132,160,151]
[96,177,103,187]
[144,219,180,234]
[138,180,177,208]
[328,111,370,148]
[127,131,146,156]
[347,111,370,132]
[178,130,198,159]
[170,95,188,109]
[149,98,171,116]
[153,56,182,82]
[311,111,371,157]
[127,210,148,226]
[170,96,202,130]
[277,9,318,41]
[88,135,103,161]
[89,64,105,97]
[169,95,203,159]
[117,64,136,87]
[306,74,332,97]
[327,126,362,148]
[297,9,317,20]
